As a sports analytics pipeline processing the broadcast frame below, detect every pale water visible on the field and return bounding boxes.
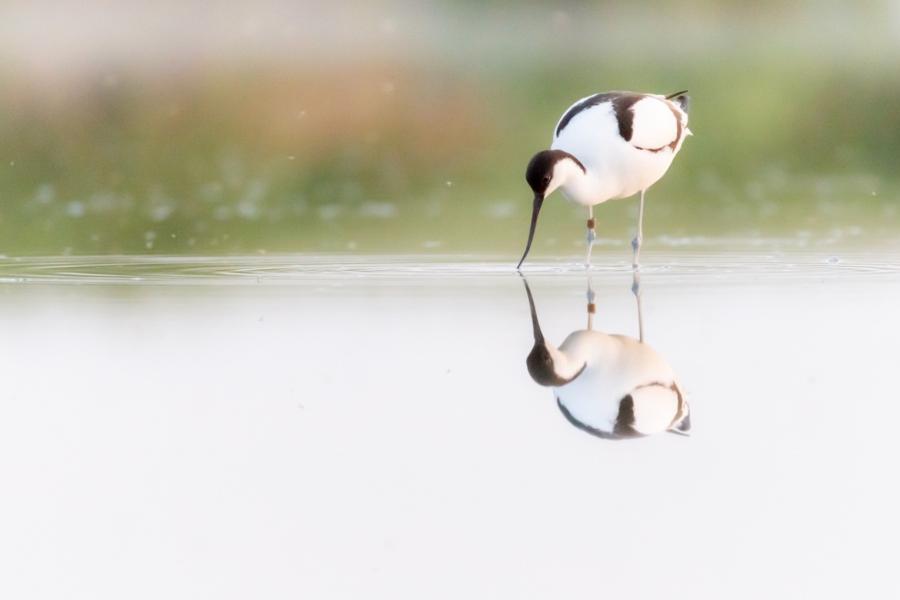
[1,249,899,598]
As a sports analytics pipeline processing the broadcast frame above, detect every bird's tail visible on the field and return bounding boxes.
[665,90,690,115]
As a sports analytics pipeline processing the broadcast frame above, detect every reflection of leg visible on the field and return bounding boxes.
[585,206,596,268]
[586,273,596,330]
[632,266,644,343]
[632,190,645,268]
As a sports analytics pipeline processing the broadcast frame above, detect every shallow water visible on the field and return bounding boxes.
[2,249,899,598]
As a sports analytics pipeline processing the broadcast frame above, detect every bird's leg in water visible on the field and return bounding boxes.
[585,206,596,268]
[631,266,645,343]
[586,273,596,330]
[632,190,646,269]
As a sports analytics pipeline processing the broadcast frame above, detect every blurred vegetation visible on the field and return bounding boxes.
[0,1,899,255]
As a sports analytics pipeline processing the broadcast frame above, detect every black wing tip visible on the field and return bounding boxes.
[665,90,690,113]
[669,412,692,436]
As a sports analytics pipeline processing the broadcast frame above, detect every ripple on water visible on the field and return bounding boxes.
[0,249,898,286]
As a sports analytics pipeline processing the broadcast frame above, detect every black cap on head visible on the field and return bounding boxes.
[525,150,558,196]
[525,149,585,195]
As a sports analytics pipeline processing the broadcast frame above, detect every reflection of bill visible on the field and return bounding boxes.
[522,274,690,440]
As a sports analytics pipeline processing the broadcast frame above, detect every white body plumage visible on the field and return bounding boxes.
[552,330,688,437]
[550,92,690,206]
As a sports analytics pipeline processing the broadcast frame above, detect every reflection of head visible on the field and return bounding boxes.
[527,343,586,387]
[522,276,586,387]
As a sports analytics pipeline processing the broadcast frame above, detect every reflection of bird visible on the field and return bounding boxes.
[517,91,691,269]
[523,276,690,440]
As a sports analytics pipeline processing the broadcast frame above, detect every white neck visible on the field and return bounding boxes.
[551,159,605,207]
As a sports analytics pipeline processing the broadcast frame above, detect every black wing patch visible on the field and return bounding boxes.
[555,92,644,140]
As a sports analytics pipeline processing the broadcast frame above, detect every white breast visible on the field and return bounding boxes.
[550,100,629,203]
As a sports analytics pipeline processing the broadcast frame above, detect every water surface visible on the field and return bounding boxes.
[1,249,898,598]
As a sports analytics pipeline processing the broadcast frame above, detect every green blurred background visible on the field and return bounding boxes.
[1,1,899,256]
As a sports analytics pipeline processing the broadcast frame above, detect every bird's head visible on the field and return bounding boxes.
[518,150,585,269]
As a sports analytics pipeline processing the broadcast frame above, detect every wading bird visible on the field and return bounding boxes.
[522,275,691,440]
[517,90,691,269]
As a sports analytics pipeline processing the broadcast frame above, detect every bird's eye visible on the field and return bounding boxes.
[542,176,551,185]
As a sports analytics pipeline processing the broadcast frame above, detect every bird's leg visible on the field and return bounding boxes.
[585,206,596,269]
[631,265,645,343]
[586,272,596,330]
[632,190,646,269]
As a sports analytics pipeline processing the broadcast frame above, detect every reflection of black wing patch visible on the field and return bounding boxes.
[612,395,644,438]
[555,92,644,141]
[555,396,645,441]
